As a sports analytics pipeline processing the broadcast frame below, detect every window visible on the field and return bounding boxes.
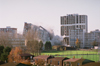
[77,25,78,28]
[58,61,60,65]
[50,60,52,64]
[77,63,80,66]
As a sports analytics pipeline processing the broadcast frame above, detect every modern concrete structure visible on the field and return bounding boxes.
[61,14,88,48]
[69,29,85,48]
[85,29,100,48]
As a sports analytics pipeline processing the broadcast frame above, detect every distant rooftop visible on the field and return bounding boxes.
[64,58,84,62]
[49,57,69,61]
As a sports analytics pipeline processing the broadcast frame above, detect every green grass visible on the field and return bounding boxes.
[41,50,100,62]
[42,50,98,55]
[65,55,99,62]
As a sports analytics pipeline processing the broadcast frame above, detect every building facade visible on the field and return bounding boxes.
[0,26,17,38]
[0,26,26,48]
[61,14,88,48]
[23,22,53,44]
[85,29,100,48]
[10,38,26,48]
[69,29,85,48]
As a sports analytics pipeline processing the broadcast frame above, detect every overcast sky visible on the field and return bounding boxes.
[0,0,100,36]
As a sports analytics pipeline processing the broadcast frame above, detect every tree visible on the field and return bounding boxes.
[39,41,43,50]
[73,56,75,59]
[92,41,97,48]
[27,40,40,56]
[8,47,31,65]
[0,53,8,62]
[0,46,11,62]
[8,47,22,62]
[45,41,52,50]
[0,45,4,60]
[38,41,43,55]
[0,46,4,55]
[25,30,41,56]
[3,46,11,54]
[75,38,80,49]
[0,32,12,47]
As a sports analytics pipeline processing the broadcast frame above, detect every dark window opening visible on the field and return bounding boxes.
[58,61,60,65]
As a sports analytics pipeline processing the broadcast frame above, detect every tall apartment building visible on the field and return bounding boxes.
[0,26,17,38]
[0,26,26,48]
[61,14,88,48]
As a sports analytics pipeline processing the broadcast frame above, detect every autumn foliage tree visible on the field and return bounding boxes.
[75,38,80,49]
[8,47,22,63]
[8,47,31,65]
[92,40,97,48]
[21,59,31,65]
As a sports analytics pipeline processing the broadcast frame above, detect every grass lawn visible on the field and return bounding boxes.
[41,50,100,62]
[64,55,99,62]
[42,50,98,55]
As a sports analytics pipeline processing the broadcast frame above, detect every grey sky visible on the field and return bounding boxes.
[0,0,100,36]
